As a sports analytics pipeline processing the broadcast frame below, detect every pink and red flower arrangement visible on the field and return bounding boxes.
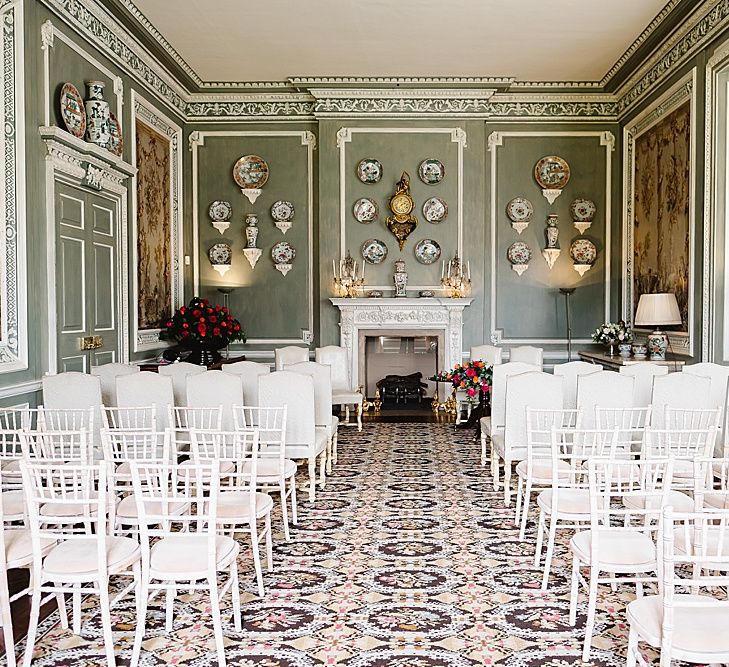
[161,297,246,347]
[436,360,493,399]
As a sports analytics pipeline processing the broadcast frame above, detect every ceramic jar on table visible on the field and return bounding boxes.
[84,80,111,148]
[394,259,408,297]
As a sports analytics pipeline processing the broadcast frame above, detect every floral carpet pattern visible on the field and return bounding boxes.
[18,423,639,666]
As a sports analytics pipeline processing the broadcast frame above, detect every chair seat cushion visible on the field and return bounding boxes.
[116,494,189,520]
[332,391,362,406]
[570,529,656,568]
[516,459,570,482]
[4,529,55,568]
[243,458,297,480]
[214,491,274,520]
[623,490,693,513]
[537,488,590,516]
[2,489,24,518]
[674,526,729,561]
[179,459,235,475]
[627,594,729,653]
[150,535,238,575]
[491,433,526,461]
[44,536,140,577]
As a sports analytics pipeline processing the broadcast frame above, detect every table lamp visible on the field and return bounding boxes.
[634,293,681,360]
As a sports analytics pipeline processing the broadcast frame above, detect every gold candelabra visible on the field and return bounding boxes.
[334,251,365,298]
[440,254,471,298]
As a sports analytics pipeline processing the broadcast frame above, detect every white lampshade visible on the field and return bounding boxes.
[634,293,682,326]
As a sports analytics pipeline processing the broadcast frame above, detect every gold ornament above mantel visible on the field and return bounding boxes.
[386,171,418,251]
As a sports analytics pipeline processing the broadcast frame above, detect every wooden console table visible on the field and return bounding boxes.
[578,350,685,372]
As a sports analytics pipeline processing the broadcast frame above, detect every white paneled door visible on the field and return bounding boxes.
[55,181,120,372]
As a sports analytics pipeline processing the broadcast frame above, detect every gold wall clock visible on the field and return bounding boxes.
[386,171,418,251]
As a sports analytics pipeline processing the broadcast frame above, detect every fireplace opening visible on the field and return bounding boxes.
[364,336,438,403]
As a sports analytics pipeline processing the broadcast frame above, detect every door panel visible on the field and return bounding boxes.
[55,181,121,373]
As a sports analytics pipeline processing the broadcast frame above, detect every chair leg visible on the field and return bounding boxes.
[319,451,326,489]
[54,588,68,630]
[290,476,298,524]
[307,458,316,503]
[332,432,338,465]
[22,586,41,667]
[98,582,117,667]
[514,476,523,525]
[519,480,532,541]
[491,447,499,491]
[326,436,333,474]
[534,511,545,567]
[0,573,17,667]
[582,567,599,663]
[250,522,265,598]
[208,577,226,667]
[345,405,350,424]
[480,432,488,466]
[503,459,512,506]
[541,514,558,590]
[72,584,82,635]
[356,404,362,432]
[265,513,273,572]
[569,556,580,625]
[165,586,175,632]
[280,482,291,541]
[230,562,242,633]
[626,625,639,667]
[131,580,149,667]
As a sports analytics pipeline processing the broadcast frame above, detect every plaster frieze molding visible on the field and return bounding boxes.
[291,76,514,88]
[184,99,315,120]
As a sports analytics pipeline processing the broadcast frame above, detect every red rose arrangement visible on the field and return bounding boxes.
[160,297,246,347]
[436,360,493,399]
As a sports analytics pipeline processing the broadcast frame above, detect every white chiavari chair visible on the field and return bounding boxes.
[595,406,651,455]
[516,408,581,541]
[190,429,272,597]
[569,457,674,661]
[626,507,729,667]
[233,405,295,540]
[554,361,602,411]
[695,456,729,510]
[21,461,140,667]
[129,461,240,667]
[535,426,618,590]
[19,428,92,464]
[168,405,223,459]
[101,405,157,431]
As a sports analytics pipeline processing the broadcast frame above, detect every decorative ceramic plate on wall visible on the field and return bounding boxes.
[208,242,232,265]
[507,241,532,265]
[418,158,445,184]
[271,241,295,264]
[357,158,383,183]
[361,238,388,264]
[59,82,86,138]
[569,198,596,221]
[353,198,379,223]
[569,238,597,264]
[534,155,571,190]
[233,155,269,189]
[505,197,534,222]
[208,200,233,222]
[422,197,448,223]
[271,200,295,222]
[414,238,441,265]
[107,112,123,157]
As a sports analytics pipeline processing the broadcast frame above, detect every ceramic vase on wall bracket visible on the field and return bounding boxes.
[542,214,561,269]
[243,213,262,269]
[393,259,408,297]
[84,80,111,149]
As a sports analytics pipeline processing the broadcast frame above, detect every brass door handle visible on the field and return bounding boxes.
[80,335,103,350]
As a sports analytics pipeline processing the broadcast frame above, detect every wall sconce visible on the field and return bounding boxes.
[569,238,597,277]
[334,251,365,297]
[541,214,560,270]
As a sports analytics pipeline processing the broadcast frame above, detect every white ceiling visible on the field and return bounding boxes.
[131,0,669,83]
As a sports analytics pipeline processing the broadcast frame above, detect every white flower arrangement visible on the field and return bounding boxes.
[591,321,632,345]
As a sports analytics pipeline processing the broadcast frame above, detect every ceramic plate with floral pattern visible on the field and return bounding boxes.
[353,198,379,223]
[507,241,532,265]
[361,238,388,264]
[208,242,232,265]
[357,159,383,184]
[569,238,597,264]
[534,155,570,189]
[233,155,269,189]
[422,197,448,223]
[271,241,295,264]
[208,200,233,222]
[271,200,295,222]
[569,198,596,221]
[418,159,445,185]
[505,197,534,223]
[414,238,441,265]
[59,82,86,139]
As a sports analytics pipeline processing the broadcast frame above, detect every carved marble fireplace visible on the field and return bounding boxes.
[330,298,473,388]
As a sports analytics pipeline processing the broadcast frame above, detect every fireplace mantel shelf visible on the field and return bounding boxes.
[330,297,473,387]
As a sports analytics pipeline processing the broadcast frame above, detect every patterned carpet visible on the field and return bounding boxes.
[19,423,640,666]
